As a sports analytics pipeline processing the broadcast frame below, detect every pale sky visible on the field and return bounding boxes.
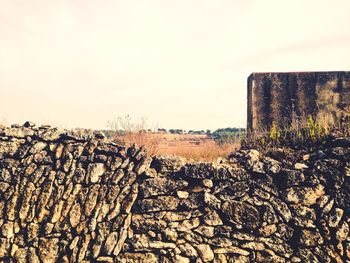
[1,0,349,130]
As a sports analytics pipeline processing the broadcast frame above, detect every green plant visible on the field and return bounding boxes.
[269,122,280,142]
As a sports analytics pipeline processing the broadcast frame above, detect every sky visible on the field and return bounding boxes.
[0,0,350,131]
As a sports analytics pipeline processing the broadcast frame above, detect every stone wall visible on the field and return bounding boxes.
[247,71,350,132]
[0,123,350,262]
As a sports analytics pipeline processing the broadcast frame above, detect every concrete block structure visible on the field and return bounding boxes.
[247,71,350,132]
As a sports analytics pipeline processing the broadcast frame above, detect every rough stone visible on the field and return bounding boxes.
[204,209,223,226]
[197,244,214,262]
[194,225,215,237]
[135,196,180,213]
[336,221,349,241]
[299,229,324,247]
[4,127,34,138]
[87,163,105,183]
[222,200,261,229]
[151,155,185,173]
[0,123,348,262]
[285,184,325,206]
[140,177,188,197]
[69,202,81,227]
[38,238,59,262]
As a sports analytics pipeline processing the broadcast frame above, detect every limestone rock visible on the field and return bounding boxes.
[197,244,214,262]
[204,209,223,226]
[87,163,105,183]
[1,222,14,238]
[163,228,178,242]
[285,184,325,206]
[294,163,308,170]
[202,179,213,188]
[151,155,185,173]
[135,196,180,213]
[174,255,190,263]
[39,128,62,141]
[132,215,167,233]
[117,252,158,262]
[13,248,27,263]
[69,203,81,227]
[104,232,118,254]
[139,177,188,197]
[23,121,36,128]
[178,243,198,257]
[177,191,189,199]
[194,225,214,238]
[213,246,250,256]
[299,229,323,247]
[0,141,21,157]
[175,217,200,232]
[4,127,34,138]
[336,221,349,241]
[328,208,344,228]
[204,192,221,209]
[245,149,265,173]
[38,238,59,262]
[222,200,261,229]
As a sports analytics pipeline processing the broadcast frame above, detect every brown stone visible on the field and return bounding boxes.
[299,229,323,247]
[197,244,214,262]
[38,238,59,263]
[87,163,105,183]
[204,209,223,226]
[69,202,81,227]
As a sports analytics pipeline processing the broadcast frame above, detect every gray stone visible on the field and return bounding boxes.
[136,196,180,213]
[222,200,261,230]
[151,155,185,173]
[140,177,188,197]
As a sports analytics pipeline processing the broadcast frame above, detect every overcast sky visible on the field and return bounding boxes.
[1,0,349,130]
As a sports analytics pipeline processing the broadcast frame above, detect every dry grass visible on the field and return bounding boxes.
[158,140,239,162]
[113,131,161,156]
[108,115,240,161]
[113,132,239,161]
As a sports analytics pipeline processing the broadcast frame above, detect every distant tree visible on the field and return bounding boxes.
[212,127,246,144]
[169,129,183,134]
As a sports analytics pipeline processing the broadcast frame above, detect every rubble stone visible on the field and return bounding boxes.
[0,124,348,262]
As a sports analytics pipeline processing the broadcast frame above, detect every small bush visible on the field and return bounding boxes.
[107,115,161,156]
[245,113,350,150]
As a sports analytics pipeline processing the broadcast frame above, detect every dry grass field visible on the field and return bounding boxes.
[107,115,241,161]
[156,133,239,161]
[113,132,240,162]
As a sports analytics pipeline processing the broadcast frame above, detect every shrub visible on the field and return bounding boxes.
[245,113,350,150]
[107,115,161,156]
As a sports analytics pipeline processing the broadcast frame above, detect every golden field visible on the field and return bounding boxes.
[112,132,240,162]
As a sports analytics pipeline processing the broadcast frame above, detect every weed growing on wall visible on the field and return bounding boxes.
[245,113,350,150]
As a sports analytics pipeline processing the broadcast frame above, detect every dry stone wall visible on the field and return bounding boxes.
[0,122,350,262]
